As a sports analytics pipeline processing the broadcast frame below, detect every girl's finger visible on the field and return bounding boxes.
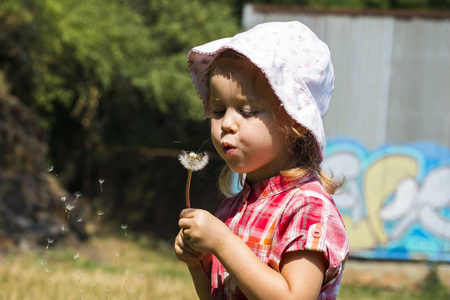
[179,208,199,218]
[175,231,204,259]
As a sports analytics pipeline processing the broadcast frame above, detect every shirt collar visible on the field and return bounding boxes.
[241,173,315,203]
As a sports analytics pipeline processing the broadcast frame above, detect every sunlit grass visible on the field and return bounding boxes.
[339,283,450,300]
[0,235,197,300]
[1,235,449,300]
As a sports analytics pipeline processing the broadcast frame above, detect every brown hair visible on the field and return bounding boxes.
[209,50,344,197]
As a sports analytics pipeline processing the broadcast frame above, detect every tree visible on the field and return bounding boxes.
[0,0,239,237]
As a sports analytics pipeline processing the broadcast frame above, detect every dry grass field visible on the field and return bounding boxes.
[0,235,197,300]
[1,235,449,300]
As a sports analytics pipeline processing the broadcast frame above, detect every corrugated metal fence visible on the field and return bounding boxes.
[243,4,450,149]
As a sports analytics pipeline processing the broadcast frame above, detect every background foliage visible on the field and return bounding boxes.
[0,0,448,241]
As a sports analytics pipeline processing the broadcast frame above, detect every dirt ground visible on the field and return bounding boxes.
[342,258,450,289]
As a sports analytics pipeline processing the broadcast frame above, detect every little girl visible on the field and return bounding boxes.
[174,21,349,300]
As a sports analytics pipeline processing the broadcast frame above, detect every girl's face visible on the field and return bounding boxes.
[209,59,295,185]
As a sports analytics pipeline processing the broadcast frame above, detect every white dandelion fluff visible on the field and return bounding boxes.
[97,210,104,221]
[121,224,128,237]
[46,238,54,250]
[74,191,82,203]
[98,179,105,192]
[178,151,209,208]
[65,203,75,219]
[178,151,209,171]
[47,165,58,176]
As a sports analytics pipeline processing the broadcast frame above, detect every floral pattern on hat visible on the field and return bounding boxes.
[187,21,334,161]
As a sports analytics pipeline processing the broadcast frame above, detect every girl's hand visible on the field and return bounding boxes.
[178,208,232,256]
[174,228,205,267]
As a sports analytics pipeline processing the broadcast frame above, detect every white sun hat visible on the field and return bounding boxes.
[187,21,334,161]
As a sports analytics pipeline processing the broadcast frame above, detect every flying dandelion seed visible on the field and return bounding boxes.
[38,260,47,267]
[97,210,104,221]
[114,251,120,263]
[74,191,82,203]
[47,165,58,176]
[77,270,84,282]
[60,196,66,202]
[46,238,54,250]
[121,224,128,237]
[65,203,75,219]
[45,268,52,283]
[74,252,80,260]
[178,151,209,208]
[139,273,145,278]
[61,225,69,233]
[76,217,83,223]
[98,179,105,192]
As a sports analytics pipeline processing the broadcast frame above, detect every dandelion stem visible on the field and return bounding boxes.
[185,169,192,208]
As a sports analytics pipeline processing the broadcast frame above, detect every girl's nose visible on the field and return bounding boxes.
[221,108,238,133]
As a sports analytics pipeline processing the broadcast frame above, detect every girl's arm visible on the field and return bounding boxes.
[187,263,211,299]
[216,233,326,300]
[179,209,327,300]
[174,229,211,299]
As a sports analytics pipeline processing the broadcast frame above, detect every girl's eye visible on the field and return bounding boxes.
[240,110,258,118]
[211,110,225,118]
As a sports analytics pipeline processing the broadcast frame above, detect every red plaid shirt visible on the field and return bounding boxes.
[209,174,349,300]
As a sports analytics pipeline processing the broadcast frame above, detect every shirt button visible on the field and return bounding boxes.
[312,227,322,238]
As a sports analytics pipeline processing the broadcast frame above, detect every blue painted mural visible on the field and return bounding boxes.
[322,138,450,262]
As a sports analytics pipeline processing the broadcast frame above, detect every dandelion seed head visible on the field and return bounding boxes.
[61,225,69,232]
[139,273,145,278]
[76,217,83,223]
[114,252,120,257]
[45,268,51,274]
[98,179,105,184]
[74,252,80,259]
[65,203,75,211]
[60,196,66,202]
[178,151,209,171]
[39,260,47,266]
[121,224,128,230]
[97,210,104,216]
[47,166,54,172]
[74,191,82,198]
[47,238,54,244]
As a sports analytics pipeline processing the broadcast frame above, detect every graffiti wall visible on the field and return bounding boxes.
[323,138,450,261]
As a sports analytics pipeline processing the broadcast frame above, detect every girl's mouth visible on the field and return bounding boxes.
[223,146,235,155]
[221,142,236,155]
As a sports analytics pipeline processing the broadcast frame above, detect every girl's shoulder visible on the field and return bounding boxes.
[284,178,340,215]
[293,177,333,200]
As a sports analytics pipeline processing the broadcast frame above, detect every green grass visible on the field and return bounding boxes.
[0,235,448,300]
[339,283,450,300]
